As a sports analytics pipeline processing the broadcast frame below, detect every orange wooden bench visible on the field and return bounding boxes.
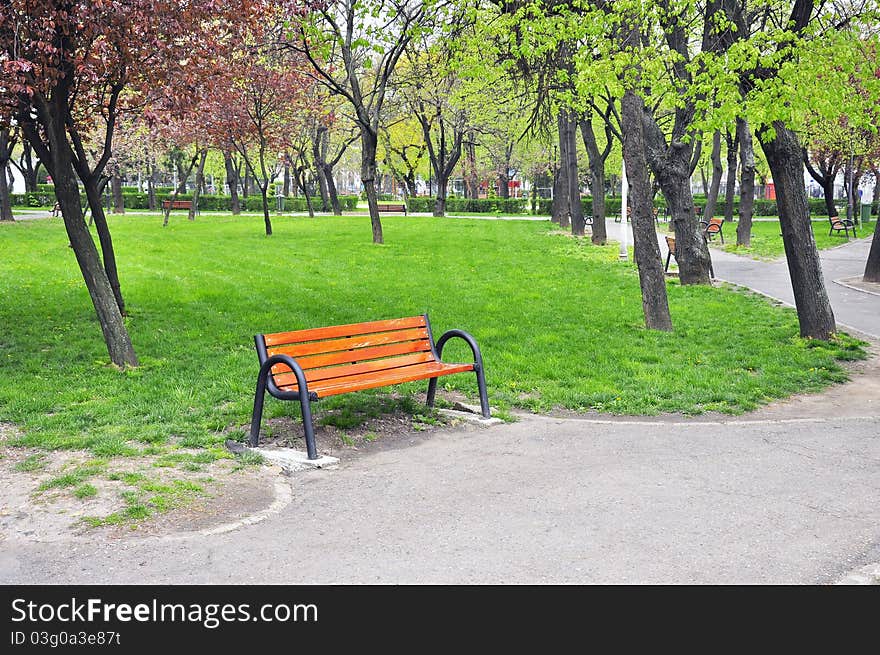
[828,214,855,238]
[377,203,407,215]
[249,314,489,458]
[702,216,724,243]
[162,199,198,214]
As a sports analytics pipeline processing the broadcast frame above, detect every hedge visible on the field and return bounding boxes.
[11,191,359,212]
[406,197,529,213]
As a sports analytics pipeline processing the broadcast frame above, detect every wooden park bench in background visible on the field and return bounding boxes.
[702,216,725,243]
[249,314,490,459]
[665,234,714,278]
[162,199,198,215]
[376,203,407,215]
[828,214,855,238]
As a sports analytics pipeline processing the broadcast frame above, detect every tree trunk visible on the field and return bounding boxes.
[703,130,723,222]
[579,116,608,245]
[553,114,570,228]
[0,163,13,221]
[83,180,125,315]
[872,169,880,218]
[147,160,158,212]
[315,162,330,211]
[324,165,341,215]
[723,128,739,223]
[464,132,479,200]
[433,170,449,217]
[759,123,836,340]
[260,183,272,236]
[224,152,241,215]
[621,89,673,331]
[283,163,291,198]
[111,171,124,214]
[498,170,509,199]
[361,129,384,244]
[864,218,880,282]
[0,130,15,221]
[736,118,755,247]
[561,111,585,236]
[642,114,712,285]
[189,148,207,221]
[34,126,137,368]
[19,142,41,192]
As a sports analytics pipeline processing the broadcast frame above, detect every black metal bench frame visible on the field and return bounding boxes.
[828,215,855,238]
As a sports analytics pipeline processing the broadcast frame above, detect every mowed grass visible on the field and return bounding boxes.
[0,213,865,454]
[719,218,872,259]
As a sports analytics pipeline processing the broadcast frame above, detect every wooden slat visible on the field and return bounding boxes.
[277,361,475,397]
[272,352,436,388]
[264,316,426,347]
[268,327,429,359]
[271,340,433,375]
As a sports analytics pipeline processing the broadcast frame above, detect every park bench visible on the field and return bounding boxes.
[702,217,725,243]
[665,234,715,278]
[51,201,61,217]
[249,314,490,459]
[377,203,407,215]
[664,236,677,273]
[828,214,855,238]
[162,199,198,215]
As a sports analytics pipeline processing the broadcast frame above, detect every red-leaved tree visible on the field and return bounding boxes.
[0,0,256,367]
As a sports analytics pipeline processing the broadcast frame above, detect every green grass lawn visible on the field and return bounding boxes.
[0,213,865,456]
[719,218,871,259]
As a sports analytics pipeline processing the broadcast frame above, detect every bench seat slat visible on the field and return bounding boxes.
[271,340,433,374]
[278,361,475,398]
[264,316,426,347]
[268,327,429,359]
[272,351,436,387]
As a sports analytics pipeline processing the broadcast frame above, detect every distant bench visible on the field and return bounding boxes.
[828,214,855,238]
[376,203,407,215]
[162,199,198,215]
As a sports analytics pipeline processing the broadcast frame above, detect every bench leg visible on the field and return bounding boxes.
[665,251,672,272]
[250,373,318,460]
[249,376,269,447]
[426,369,490,419]
[299,395,318,460]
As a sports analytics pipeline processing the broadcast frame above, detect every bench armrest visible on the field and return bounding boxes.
[434,329,486,374]
[257,353,316,401]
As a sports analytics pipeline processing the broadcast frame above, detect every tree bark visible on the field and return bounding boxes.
[111,170,124,214]
[872,169,880,219]
[0,164,13,221]
[360,129,384,243]
[579,115,609,245]
[83,179,125,315]
[17,142,41,192]
[553,114,570,228]
[703,131,723,222]
[864,217,880,282]
[147,159,158,211]
[224,151,241,215]
[0,129,16,221]
[621,89,673,331]
[723,128,739,223]
[759,123,836,339]
[464,132,479,199]
[26,119,137,368]
[558,110,585,236]
[736,118,755,247]
[189,148,207,221]
[642,113,713,284]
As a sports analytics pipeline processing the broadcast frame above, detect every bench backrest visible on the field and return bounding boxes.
[705,217,723,232]
[257,315,436,390]
[665,236,676,255]
[377,204,405,211]
[163,200,192,207]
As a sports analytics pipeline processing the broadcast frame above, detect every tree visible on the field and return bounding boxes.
[215,42,312,235]
[1,0,251,366]
[289,0,432,243]
[0,126,15,221]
